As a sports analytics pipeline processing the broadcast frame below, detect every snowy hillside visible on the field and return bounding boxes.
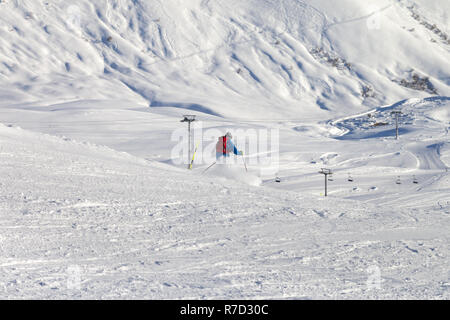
[0,124,449,299]
[0,0,449,118]
[0,0,449,299]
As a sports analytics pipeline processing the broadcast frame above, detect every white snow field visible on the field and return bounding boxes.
[0,0,449,299]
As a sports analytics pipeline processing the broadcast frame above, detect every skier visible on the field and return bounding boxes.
[216,132,243,160]
[202,132,245,174]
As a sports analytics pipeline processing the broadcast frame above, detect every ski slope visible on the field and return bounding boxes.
[0,123,449,299]
[0,0,449,299]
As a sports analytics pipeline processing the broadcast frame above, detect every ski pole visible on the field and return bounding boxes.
[241,153,248,172]
[202,161,216,174]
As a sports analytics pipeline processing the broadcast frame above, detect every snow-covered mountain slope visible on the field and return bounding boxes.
[0,124,449,299]
[0,0,449,118]
[0,1,449,299]
[271,96,450,211]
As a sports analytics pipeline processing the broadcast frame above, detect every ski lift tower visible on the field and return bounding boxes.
[181,115,196,169]
[319,168,333,197]
[391,111,403,140]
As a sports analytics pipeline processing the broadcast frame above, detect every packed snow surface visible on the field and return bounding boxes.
[0,0,449,299]
[1,123,449,299]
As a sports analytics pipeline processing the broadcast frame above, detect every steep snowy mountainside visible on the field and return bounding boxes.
[0,0,449,119]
